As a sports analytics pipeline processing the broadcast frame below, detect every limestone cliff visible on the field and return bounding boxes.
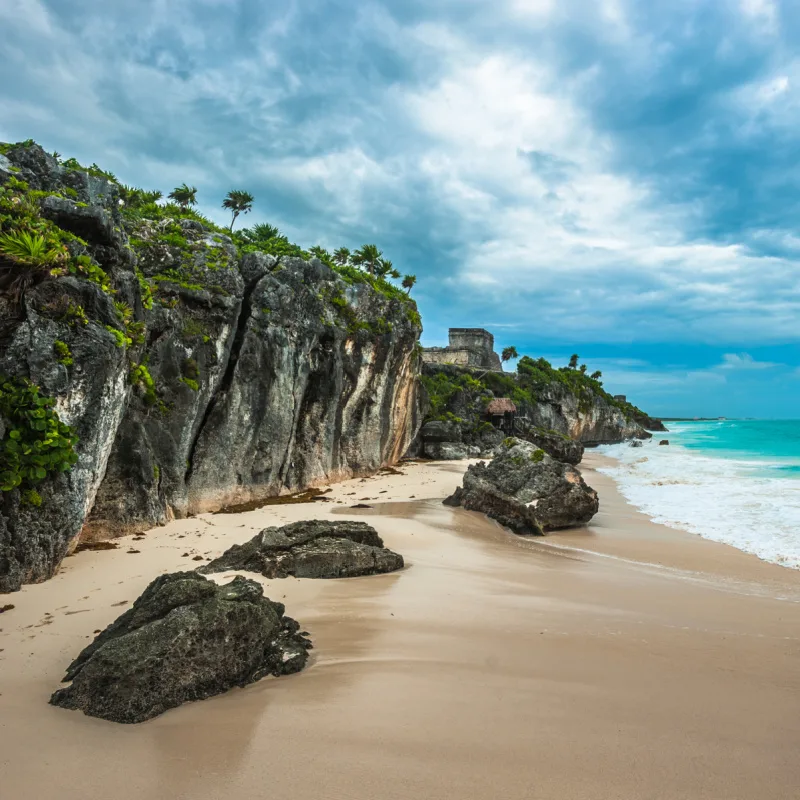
[0,143,422,592]
[416,359,653,460]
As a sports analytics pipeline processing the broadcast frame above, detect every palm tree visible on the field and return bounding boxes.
[501,346,518,364]
[222,190,254,232]
[333,247,351,266]
[309,245,331,262]
[568,353,579,369]
[168,184,198,209]
[402,274,416,295]
[374,257,394,278]
[590,370,602,380]
[352,243,382,275]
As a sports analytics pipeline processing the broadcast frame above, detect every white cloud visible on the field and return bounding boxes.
[719,353,782,370]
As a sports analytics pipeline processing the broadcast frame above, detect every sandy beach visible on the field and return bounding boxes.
[2,453,800,799]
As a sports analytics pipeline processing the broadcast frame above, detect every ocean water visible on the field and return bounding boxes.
[597,420,800,569]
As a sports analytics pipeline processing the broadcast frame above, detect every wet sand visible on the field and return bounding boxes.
[2,455,800,799]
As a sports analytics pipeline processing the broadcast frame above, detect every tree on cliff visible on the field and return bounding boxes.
[402,274,416,294]
[222,190,254,232]
[374,258,400,279]
[333,247,351,266]
[501,346,519,364]
[309,245,333,264]
[568,354,579,369]
[168,184,198,209]
[352,244,382,275]
[590,370,602,380]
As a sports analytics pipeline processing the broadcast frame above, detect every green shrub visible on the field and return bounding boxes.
[0,376,79,493]
[105,326,131,349]
[53,340,73,366]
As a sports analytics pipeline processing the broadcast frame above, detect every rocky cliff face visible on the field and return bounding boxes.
[417,361,651,461]
[0,143,422,592]
[521,381,647,444]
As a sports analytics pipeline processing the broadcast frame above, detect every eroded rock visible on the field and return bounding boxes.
[200,519,404,579]
[50,572,311,723]
[444,439,599,534]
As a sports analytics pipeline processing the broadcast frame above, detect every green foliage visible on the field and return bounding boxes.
[63,301,88,326]
[0,376,78,494]
[179,377,199,391]
[22,488,43,507]
[153,464,160,481]
[0,230,66,265]
[69,254,111,292]
[105,325,131,349]
[530,448,545,463]
[182,317,205,339]
[502,437,516,448]
[129,362,163,409]
[402,274,416,294]
[53,340,73,366]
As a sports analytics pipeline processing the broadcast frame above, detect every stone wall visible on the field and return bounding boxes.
[422,327,503,371]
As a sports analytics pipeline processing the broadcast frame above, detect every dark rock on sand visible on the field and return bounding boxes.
[629,440,644,448]
[200,520,404,579]
[659,440,670,446]
[444,439,599,534]
[49,571,311,723]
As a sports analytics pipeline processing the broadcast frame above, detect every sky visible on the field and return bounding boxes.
[1,0,799,417]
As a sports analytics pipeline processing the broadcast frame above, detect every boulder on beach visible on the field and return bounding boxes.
[629,440,644,448]
[49,572,311,724]
[515,423,584,465]
[443,438,599,534]
[659,440,670,446]
[199,520,404,579]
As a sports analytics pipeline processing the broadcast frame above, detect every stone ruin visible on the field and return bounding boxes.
[421,328,503,372]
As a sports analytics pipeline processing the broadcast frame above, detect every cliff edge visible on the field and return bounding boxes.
[0,142,422,592]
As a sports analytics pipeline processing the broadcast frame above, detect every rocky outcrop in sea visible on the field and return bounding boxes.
[444,438,599,534]
[50,571,311,723]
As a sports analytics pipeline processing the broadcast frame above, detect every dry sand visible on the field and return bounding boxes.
[2,454,800,799]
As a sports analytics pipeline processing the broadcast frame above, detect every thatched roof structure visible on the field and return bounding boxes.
[486,398,517,415]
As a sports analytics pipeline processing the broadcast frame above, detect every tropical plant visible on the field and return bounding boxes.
[222,190,254,232]
[501,346,518,364]
[0,376,79,494]
[402,274,416,294]
[333,246,351,266]
[309,245,332,262]
[351,243,382,275]
[590,370,602,380]
[168,184,198,209]
[568,353,579,369]
[0,231,67,304]
[374,257,394,279]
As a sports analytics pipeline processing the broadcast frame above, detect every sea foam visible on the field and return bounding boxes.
[597,422,800,569]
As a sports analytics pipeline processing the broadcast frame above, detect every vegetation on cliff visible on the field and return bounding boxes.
[421,354,650,425]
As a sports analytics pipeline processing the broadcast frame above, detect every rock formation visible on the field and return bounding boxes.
[0,142,422,592]
[50,572,311,723]
[200,519,404,579]
[415,360,657,461]
[444,439,599,534]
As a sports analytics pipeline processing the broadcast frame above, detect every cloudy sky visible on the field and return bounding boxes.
[1,0,799,417]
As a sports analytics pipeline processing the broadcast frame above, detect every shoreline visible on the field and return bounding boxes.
[2,457,800,798]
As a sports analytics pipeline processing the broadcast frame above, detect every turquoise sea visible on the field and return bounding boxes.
[598,420,800,568]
